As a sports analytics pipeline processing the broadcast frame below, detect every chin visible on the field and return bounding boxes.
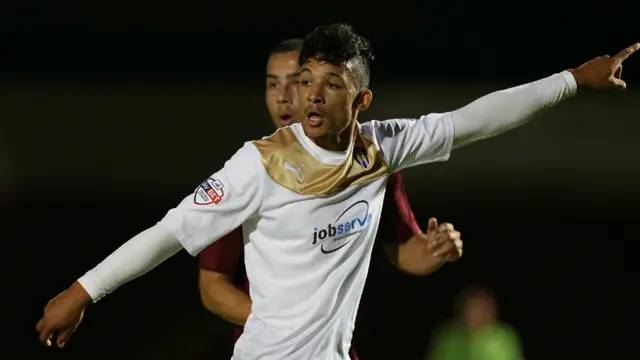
[302,121,330,140]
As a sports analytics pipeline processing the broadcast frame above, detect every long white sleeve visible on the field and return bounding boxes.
[77,223,183,302]
[365,71,577,172]
[451,70,578,148]
[76,143,264,303]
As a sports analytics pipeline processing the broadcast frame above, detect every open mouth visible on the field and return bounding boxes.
[279,114,294,125]
[306,111,324,127]
[308,112,322,121]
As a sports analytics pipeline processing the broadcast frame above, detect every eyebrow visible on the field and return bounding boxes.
[266,73,300,81]
[298,67,342,79]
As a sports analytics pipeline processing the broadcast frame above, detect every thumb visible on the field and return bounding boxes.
[610,76,627,89]
[426,218,438,233]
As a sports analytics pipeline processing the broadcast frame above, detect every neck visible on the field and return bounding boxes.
[311,118,358,152]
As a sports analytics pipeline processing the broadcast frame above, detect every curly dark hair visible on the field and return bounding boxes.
[299,23,374,90]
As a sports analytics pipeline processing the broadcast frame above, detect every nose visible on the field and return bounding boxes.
[277,82,297,104]
[277,88,291,104]
[309,96,323,104]
[307,88,325,104]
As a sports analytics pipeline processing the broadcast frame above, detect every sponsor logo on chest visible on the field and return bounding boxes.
[311,200,374,254]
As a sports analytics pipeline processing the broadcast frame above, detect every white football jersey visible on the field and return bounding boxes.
[160,115,454,359]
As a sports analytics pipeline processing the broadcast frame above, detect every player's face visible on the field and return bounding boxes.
[265,51,301,128]
[297,58,369,148]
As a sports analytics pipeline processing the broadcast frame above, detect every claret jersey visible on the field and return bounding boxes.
[160,115,454,359]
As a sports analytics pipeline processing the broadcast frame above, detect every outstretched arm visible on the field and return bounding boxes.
[371,43,638,173]
[450,71,576,148]
[36,224,184,347]
[81,142,265,302]
[450,42,638,148]
[368,72,576,173]
[36,142,265,348]
[78,224,183,302]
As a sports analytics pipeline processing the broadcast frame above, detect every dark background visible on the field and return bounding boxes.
[3,1,637,359]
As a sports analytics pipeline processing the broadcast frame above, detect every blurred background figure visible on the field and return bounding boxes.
[426,284,523,360]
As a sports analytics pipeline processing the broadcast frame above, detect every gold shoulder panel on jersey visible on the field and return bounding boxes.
[252,126,390,196]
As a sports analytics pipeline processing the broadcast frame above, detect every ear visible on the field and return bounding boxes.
[354,89,373,112]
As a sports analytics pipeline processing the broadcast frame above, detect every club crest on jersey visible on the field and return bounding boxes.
[194,178,225,205]
[353,147,370,169]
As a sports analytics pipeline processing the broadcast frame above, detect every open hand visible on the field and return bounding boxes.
[569,43,640,89]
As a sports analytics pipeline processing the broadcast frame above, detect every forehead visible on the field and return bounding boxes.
[299,58,357,85]
[266,51,299,75]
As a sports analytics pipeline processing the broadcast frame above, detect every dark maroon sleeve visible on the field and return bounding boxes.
[197,227,244,276]
[380,172,420,244]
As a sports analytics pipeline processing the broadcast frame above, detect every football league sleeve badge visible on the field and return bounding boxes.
[194,178,225,205]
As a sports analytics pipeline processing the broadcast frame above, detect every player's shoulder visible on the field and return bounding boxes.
[251,125,297,155]
[226,140,262,166]
[360,117,425,139]
[217,141,266,185]
[251,124,313,173]
[358,120,389,147]
[360,119,414,148]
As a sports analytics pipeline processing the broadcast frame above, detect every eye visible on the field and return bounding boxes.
[326,83,341,89]
[267,83,278,89]
[300,80,312,87]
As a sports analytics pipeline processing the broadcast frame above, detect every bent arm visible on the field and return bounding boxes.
[77,223,183,302]
[199,270,252,326]
[377,173,429,272]
[384,239,446,276]
[451,71,577,148]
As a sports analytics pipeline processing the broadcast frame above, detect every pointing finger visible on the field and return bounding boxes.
[613,43,640,63]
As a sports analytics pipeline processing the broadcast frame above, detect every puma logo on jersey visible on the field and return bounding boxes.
[284,162,304,183]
